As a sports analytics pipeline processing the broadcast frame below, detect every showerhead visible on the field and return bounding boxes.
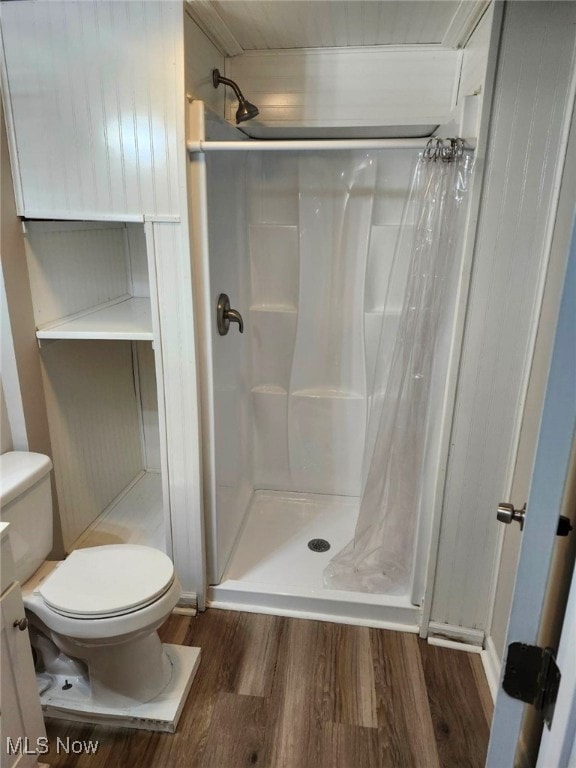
[235,97,260,124]
[212,68,259,125]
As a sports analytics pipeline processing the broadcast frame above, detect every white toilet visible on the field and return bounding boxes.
[0,451,200,731]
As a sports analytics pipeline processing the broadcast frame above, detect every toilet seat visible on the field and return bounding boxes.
[38,545,175,619]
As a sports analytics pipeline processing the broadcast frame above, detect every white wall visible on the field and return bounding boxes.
[226,46,460,136]
[184,10,225,117]
[24,222,148,328]
[430,1,576,637]
[0,381,12,454]
[488,97,576,669]
[40,340,144,550]
[1,100,64,555]
[0,270,27,451]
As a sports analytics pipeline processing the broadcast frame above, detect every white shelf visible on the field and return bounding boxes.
[36,298,153,341]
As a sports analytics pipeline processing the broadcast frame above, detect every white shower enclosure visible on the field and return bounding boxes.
[189,102,469,628]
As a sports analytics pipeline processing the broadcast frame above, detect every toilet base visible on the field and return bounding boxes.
[38,644,201,732]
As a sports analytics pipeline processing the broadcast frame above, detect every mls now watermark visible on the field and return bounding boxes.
[6,736,100,755]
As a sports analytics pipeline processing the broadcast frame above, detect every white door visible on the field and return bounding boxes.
[486,217,576,767]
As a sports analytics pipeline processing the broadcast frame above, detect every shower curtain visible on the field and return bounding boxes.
[325,140,474,594]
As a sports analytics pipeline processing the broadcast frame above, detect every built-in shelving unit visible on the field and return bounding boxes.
[25,220,153,343]
[23,219,168,557]
[36,297,153,341]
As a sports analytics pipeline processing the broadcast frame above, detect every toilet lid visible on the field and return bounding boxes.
[39,545,175,619]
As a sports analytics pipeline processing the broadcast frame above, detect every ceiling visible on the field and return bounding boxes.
[186,1,490,55]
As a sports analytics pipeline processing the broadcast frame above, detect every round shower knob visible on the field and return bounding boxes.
[13,617,29,631]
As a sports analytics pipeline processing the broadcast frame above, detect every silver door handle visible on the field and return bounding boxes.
[217,293,244,335]
[497,502,526,530]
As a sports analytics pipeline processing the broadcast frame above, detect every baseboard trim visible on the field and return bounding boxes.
[176,592,198,612]
[480,635,501,702]
[428,636,483,653]
[428,620,485,646]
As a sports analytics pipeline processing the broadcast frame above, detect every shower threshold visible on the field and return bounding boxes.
[208,491,420,630]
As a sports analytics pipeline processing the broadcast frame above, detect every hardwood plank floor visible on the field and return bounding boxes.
[44,610,492,768]
[418,641,492,768]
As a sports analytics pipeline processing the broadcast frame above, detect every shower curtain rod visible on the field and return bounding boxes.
[187,138,475,154]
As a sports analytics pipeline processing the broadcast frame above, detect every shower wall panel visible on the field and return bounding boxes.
[247,150,417,498]
[206,153,253,582]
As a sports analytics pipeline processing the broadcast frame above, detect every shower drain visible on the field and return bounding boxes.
[308,538,331,553]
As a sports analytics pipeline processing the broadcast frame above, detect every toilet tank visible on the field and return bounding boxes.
[0,452,53,583]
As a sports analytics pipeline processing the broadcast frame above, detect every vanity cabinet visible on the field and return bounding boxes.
[0,524,46,768]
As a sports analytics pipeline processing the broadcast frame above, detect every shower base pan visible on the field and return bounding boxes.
[208,491,421,631]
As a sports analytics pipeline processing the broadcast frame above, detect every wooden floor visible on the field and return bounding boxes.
[45,610,493,768]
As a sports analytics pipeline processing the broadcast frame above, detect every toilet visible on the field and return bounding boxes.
[0,451,200,731]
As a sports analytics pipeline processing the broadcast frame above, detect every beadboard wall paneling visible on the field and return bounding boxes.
[41,341,143,550]
[25,222,129,329]
[184,10,226,118]
[225,47,460,130]
[211,1,459,49]
[150,220,205,600]
[430,1,576,633]
[24,221,151,331]
[1,0,183,219]
[184,0,243,57]
[135,341,161,473]
[490,98,576,663]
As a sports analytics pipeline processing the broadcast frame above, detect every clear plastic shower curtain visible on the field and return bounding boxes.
[325,147,474,594]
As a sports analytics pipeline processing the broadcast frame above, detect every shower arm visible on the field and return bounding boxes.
[212,71,245,104]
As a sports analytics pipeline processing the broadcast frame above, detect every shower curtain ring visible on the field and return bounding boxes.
[425,138,439,161]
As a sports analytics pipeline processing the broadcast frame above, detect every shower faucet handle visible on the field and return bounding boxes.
[217,293,244,335]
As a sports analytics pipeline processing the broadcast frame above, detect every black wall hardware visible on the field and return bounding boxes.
[557,515,573,536]
[503,642,561,728]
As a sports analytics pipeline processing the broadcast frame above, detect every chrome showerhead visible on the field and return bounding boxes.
[212,68,260,125]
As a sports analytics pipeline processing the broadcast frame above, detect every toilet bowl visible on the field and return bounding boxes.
[0,451,200,728]
[24,544,181,707]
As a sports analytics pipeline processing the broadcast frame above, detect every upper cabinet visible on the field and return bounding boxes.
[0,1,185,220]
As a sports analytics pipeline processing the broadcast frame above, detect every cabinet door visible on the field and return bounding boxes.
[0,583,46,768]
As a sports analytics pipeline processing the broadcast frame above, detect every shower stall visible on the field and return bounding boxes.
[3,0,574,650]
[189,102,474,628]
